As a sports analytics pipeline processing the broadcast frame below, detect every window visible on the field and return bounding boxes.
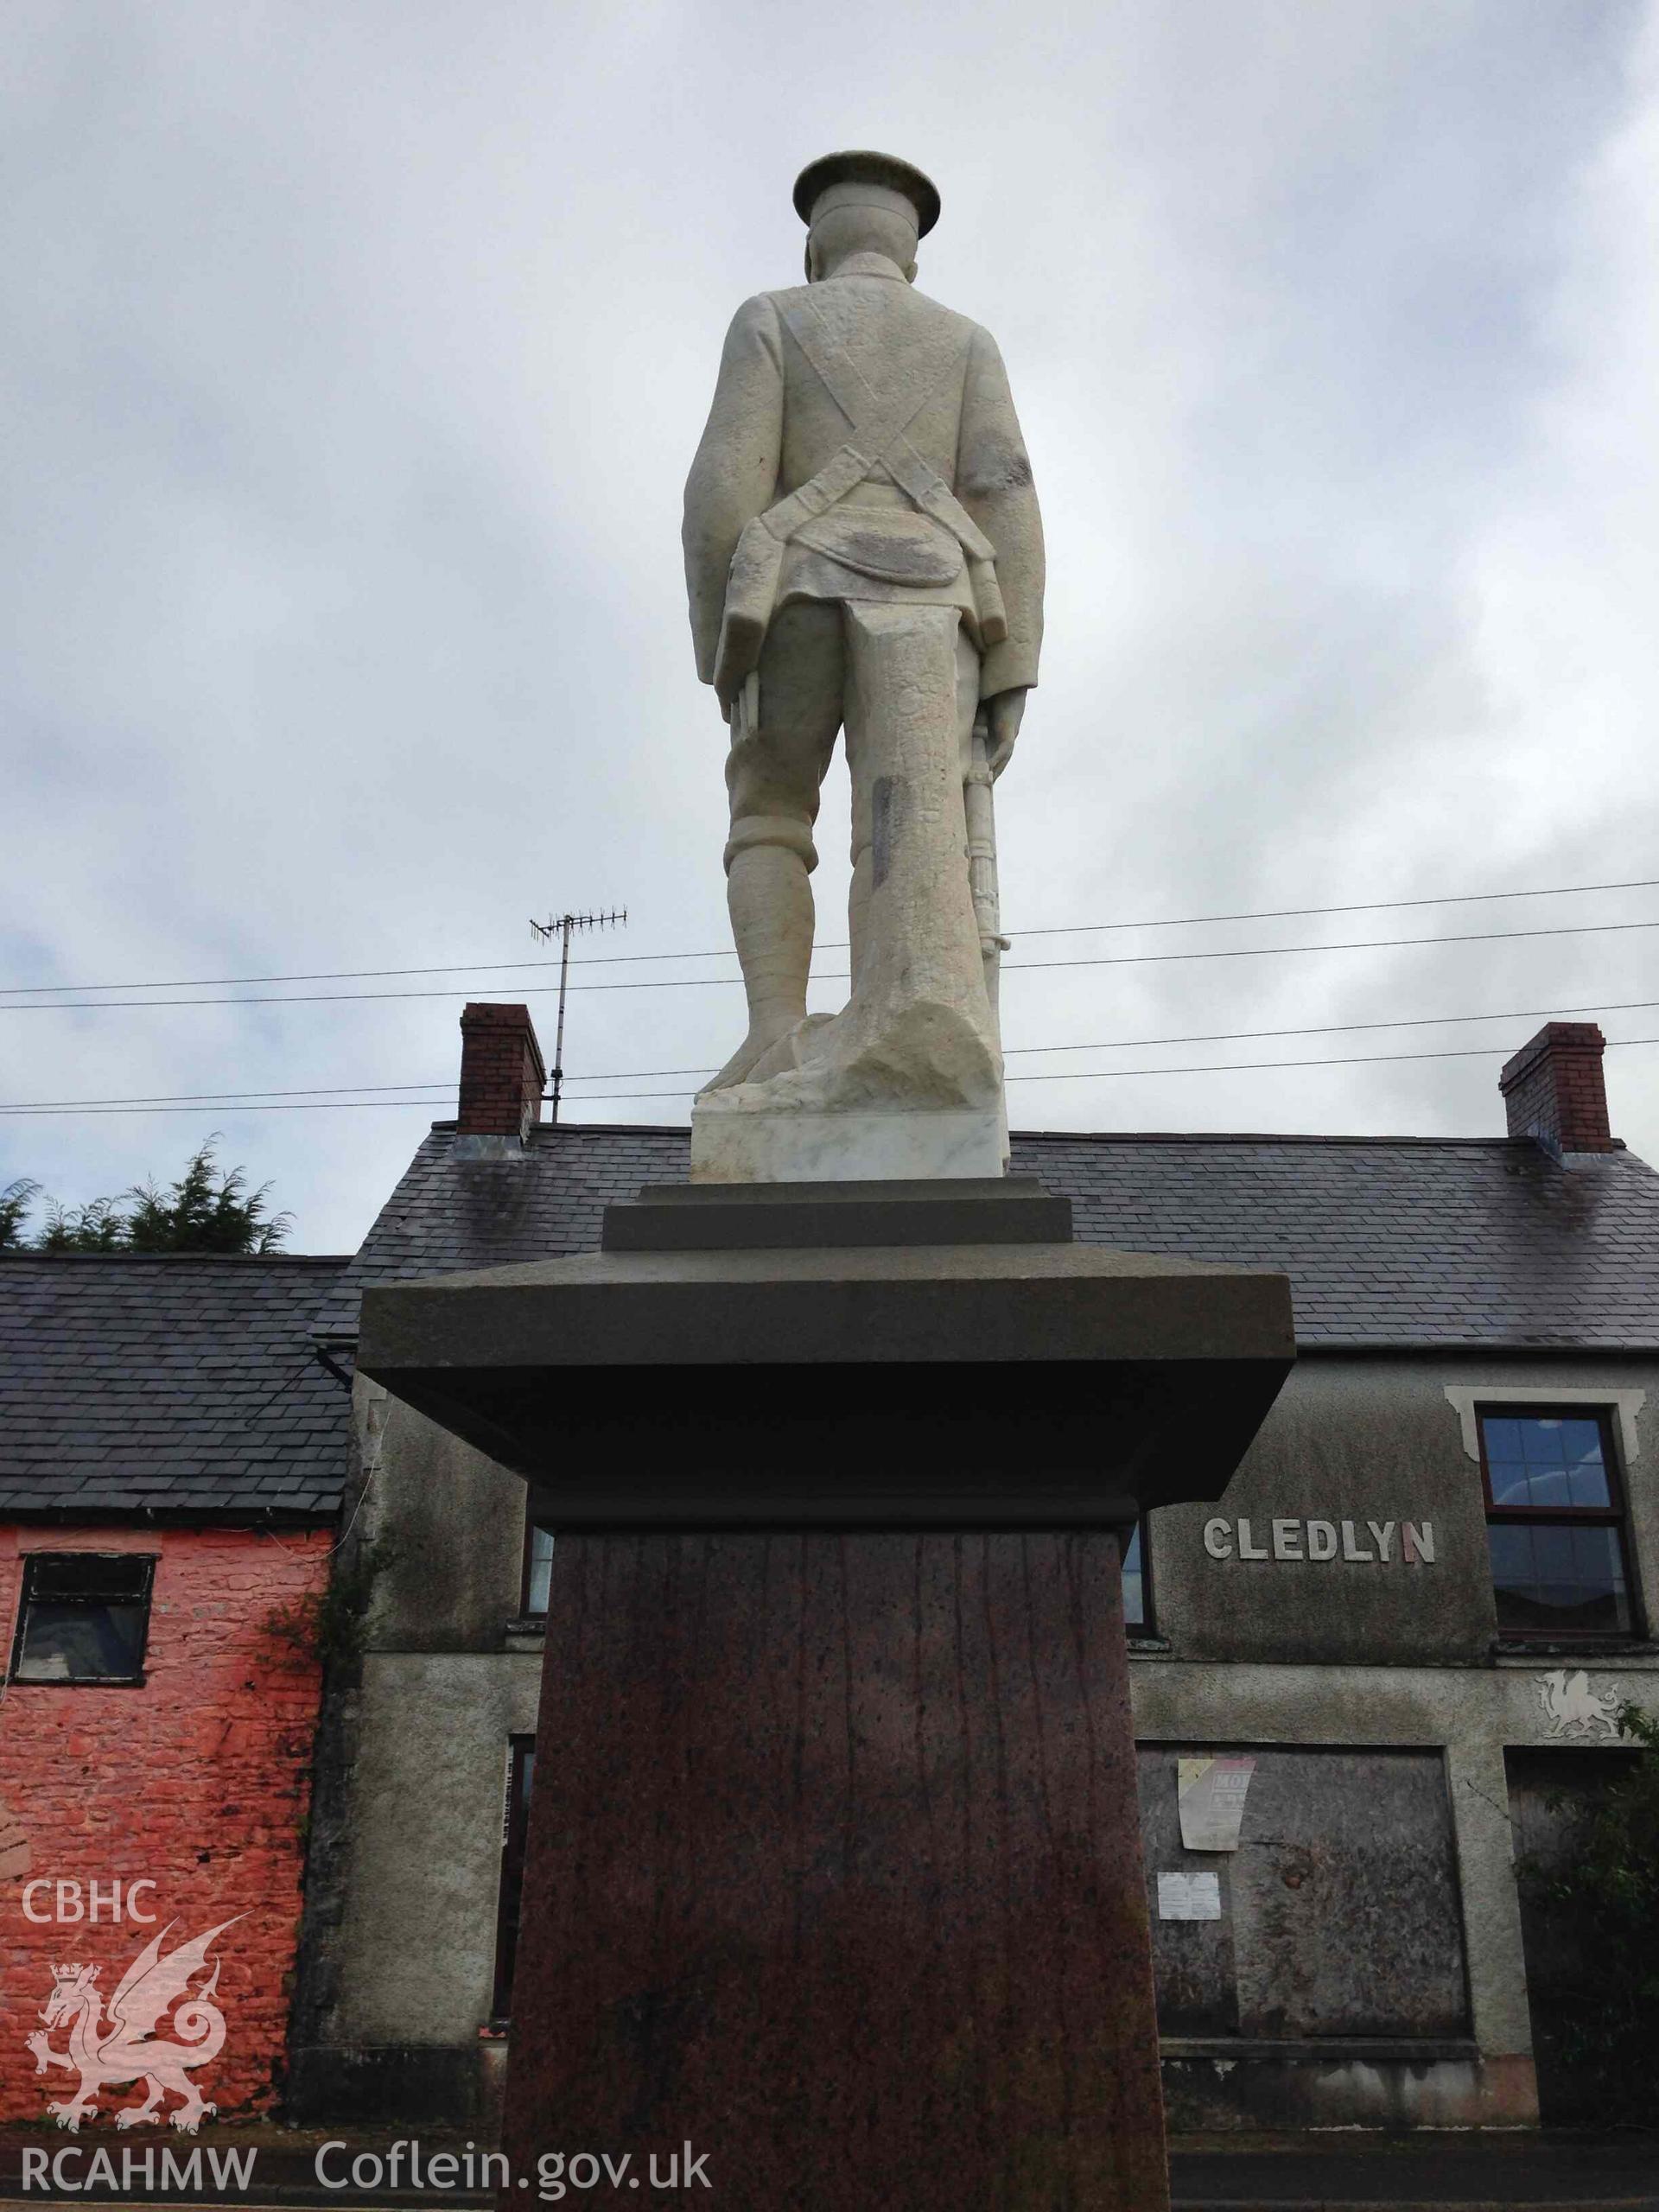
[1122,1521,1152,1635]
[8,1554,156,1684]
[1478,1409,1635,1639]
[521,1521,554,1618]
[492,1736,536,2018]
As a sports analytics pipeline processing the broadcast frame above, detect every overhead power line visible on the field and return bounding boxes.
[1015,1037,1659,1084]
[0,1098,461,1116]
[6,997,1659,1116]
[3,874,1656,998]
[1,1080,465,1109]
[510,1036,1659,1103]
[562,995,1659,1090]
[4,915,1659,1015]
[3,1035,1656,1118]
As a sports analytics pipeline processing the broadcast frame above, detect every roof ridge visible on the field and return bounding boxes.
[511,1122,1555,1152]
[0,1250,350,1264]
[1013,1130,1533,1148]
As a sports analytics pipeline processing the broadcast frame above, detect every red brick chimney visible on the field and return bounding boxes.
[1499,1022,1617,1154]
[457,1003,545,1143]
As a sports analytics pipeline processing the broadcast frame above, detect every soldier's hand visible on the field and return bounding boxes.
[984,688,1027,779]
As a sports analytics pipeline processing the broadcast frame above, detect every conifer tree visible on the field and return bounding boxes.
[0,1142,291,1253]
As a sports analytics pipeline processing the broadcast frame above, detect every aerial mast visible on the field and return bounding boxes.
[528,907,627,1122]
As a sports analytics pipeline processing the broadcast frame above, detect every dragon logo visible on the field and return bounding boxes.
[26,1917,241,2133]
[1535,1669,1622,1740]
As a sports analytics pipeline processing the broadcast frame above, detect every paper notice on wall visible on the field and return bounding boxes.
[1177,1754,1256,1852]
[1157,1871,1222,1921]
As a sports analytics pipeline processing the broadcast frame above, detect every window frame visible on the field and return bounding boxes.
[518,1513,554,1620]
[6,1551,157,1688]
[1122,1517,1154,1638]
[491,1733,537,2022]
[1476,1403,1639,1643]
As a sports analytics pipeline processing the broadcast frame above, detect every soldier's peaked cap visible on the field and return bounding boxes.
[792,150,941,238]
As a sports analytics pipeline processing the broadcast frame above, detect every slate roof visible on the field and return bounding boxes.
[316,1122,1659,1352]
[0,1255,349,1517]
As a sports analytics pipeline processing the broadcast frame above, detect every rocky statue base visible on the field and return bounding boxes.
[690,1100,1006,1181]
[359,1180,1294,2210]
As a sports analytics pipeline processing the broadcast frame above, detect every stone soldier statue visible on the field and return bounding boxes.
[683,151,1045,1179]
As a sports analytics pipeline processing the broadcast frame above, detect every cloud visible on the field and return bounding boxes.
[3,0,1656,1248]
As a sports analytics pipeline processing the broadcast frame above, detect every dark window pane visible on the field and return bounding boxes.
[1498,1583,1630,1636]
[524,1527,555,1616]
[1563,1425,1611,1508]
[1482,1417,1522,1465]
[1531,1526,1577,1581]
[15,1602,147,1681]
[1566,1465,1611,1510]
[1490,1522,1631,1637]
[1122,1524,1145,1632]
[1487,1459,1533,1505]
[1521,1420,1568,1465]
[28,1554,150,1603]
[1488,1524,1535,1583]
[1484,1414,1616,1510]
[1574,1525,1629,1599]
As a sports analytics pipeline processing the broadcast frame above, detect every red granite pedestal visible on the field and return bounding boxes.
[503,1529,1169,2210]
[358,1179,1294,2212]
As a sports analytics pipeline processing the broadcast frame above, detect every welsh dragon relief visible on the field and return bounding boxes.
[27,1917,240,2133]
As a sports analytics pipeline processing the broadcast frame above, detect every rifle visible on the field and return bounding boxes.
[966,715,1010,1045]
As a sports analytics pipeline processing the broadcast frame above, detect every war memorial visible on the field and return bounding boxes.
[359,152,1294,2208]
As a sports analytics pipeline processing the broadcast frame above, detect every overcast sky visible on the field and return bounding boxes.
[3,0,1657,1252]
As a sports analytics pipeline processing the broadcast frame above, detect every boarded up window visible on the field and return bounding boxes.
[1136,1745,1470,2039]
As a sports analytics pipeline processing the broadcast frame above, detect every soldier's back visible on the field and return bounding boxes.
[764,276,982,500]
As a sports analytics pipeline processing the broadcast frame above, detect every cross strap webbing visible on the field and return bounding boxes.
[766,296,995,566]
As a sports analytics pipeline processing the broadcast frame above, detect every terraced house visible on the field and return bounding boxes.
[283,1007,1658,2135]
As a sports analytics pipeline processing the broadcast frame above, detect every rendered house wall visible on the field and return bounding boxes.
[294,1351,1659,2130]
[286,1382,539,2125]
[0,1523,332,2123]
[1150,1355,1659,1666]
[1132,1351,1657,2127]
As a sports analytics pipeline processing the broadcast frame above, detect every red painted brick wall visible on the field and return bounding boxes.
[0,1524,331,2123]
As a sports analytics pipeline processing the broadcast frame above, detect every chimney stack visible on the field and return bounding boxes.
[1499,1022,1617,1156]
[457,1003,546,1147]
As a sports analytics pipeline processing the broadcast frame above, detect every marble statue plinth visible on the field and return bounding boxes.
[690,1100,1005,1181]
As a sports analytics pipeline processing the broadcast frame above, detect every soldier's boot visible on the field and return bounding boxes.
[703,825,817,1092]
